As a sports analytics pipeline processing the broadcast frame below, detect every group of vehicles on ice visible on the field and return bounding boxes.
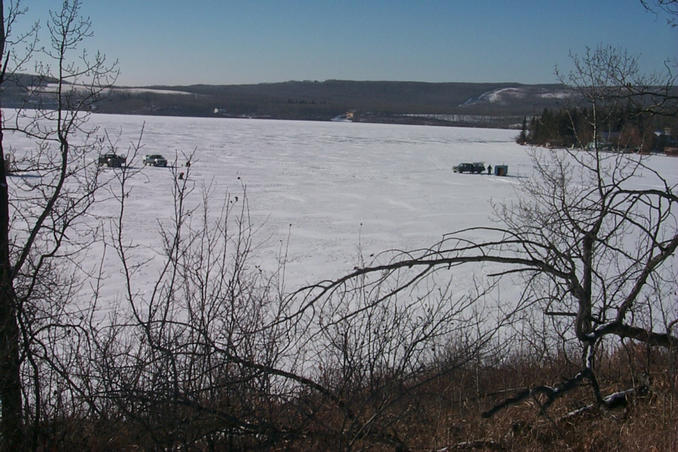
[96,153,168,168]
[453,162,508,176]
[95,151,508,179]
[4,152,169,174]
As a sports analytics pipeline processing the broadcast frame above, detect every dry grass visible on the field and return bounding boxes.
[27,345,677,450]
[396,345,678,451]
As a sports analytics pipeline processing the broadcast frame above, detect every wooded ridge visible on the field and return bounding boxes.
[3,75,580,127]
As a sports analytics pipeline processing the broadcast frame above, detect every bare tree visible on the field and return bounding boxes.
[641,0,678,26]
[57,148,506,449]
[0,2,673,448]
[0,3,502,446]
[0,0,116,447]
[557,44,677,128]
[300,46,678,421]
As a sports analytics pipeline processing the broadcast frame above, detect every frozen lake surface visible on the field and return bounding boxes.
[6,113,678,302]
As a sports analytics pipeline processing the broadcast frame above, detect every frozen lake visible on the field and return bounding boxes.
[5,113,678,300]
[103,115,528,288]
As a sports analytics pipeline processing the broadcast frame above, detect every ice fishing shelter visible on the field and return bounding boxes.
[494,165,508,176]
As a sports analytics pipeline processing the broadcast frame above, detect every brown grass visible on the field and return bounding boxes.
[27,344,677,451]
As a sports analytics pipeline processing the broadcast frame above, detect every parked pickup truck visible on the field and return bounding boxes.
[143,154,168,167]
[453,162,485,174]
[97,153,126,167]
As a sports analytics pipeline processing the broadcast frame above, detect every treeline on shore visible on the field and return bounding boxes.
[518,105,678,152]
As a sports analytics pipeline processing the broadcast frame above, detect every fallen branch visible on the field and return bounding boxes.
[561,385,648,419]
[482,368,590,418]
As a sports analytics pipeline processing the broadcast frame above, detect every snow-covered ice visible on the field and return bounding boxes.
[5,113,678,303]
[95,116,527,287]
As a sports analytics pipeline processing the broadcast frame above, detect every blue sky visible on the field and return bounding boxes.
[17,0,678,86]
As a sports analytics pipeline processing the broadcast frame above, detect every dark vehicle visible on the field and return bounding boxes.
[97,153,126,167]
[453,162,485,174]
[143,154,168,167]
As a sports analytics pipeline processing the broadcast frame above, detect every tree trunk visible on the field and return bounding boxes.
[0,281,21,450]
[0,106,23,448]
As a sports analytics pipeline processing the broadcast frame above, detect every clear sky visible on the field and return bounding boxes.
[16,0,678,86]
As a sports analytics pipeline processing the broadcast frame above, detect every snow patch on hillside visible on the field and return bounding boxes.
[37,83,192,96]
[484,87,527,103]
[461,86,575,107]
[538,91,573,99]
[462,87,528,106]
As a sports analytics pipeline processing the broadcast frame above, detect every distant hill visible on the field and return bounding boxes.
[2,76,583,128]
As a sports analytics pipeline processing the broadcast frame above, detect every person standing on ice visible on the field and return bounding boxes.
[487,164,492,175]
